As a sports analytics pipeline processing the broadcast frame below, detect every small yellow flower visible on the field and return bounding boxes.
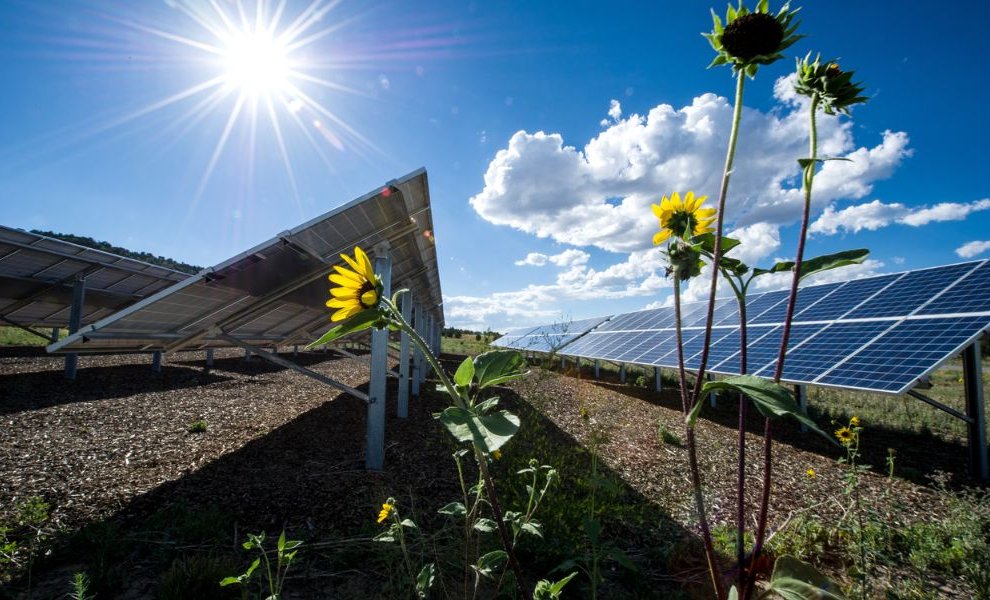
[835,427,855,446]
[849,416,860,427]
[326,246,381,322]
[806,468,816,479]
[377,502,394,524]
[651,191,716,245]
[492,450,502,460]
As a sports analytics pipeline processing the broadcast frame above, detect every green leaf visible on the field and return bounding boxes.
[728,585,739,600]
[277,530,285,553]
[438,502,466,517]
[766,555,847,599]
[799,249,869,282]
[718,256,749,277]
[415,563,436,599]
[701,376,838,446]
[533,572,579,599]
[454,357,475,387]
[473,350,529,389]
[474,518,498,533]
[476,550,507,578]
[521,521,544,538]
[584,517,600,545]
[693,233,741,255]
[686,394,706,427]
[752,260,795,278]
[400,518,418,529]
[606,547,638,572]
[435,406,520,452]
[307,309,383,349]
[475,396,500,413]
[219,577,241,587]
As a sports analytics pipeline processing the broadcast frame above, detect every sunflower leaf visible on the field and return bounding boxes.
[798,249,869,282]
[701,375,838,446]
[473,350,529,390]
[307,309,382,349]
[766,556,847,600]
[692,233,741,255]
[434,406,520,452]
[454,357,475,387]
[752,260,795,277]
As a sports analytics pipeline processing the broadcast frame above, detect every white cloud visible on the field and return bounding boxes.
[956,240,990,258]
[547,249,590,267]
[515,252,548,266]
[470,84,910,254]
[810,198,990,236]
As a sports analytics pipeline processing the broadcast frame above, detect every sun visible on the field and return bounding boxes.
[220,28,291,96]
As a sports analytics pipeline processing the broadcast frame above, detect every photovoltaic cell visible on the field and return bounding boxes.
[612,330,675,363]
[918,261,990,316]
[751,282,842,324]
[745,290,789,322]
[793,273,901,322]
[818,316,990,392]
[844,262,976,320]
[713,324,820,375]
[764,320,893,382]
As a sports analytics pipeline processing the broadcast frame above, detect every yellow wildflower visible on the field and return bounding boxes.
[651,191,716,245]
[849,416,860,427]
[492,450,502,460]
[326,246,381,322]
[806,468,816,479]
[377,502,394,524]
[835,427,855,446]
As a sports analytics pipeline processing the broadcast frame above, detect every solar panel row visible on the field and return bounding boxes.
[496,259,990,395]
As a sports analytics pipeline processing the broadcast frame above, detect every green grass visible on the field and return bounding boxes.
[0,326,58,346]
[440,333,494,356]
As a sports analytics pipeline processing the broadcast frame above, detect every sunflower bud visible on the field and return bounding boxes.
[703,1,802,77]
[794,52,868,115]
[667,240,704,281]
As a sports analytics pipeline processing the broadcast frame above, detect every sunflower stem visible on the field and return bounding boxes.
[675,277,725,599]
[745,93,820,600]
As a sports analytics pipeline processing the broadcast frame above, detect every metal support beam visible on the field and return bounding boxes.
[50,327,60,343]
[963,341,988,480]
[398,289,413,418]
[906,389,974,424]
[151,351,162,373]
[794,384,808,432]
[594,359,600,379]
[206,349,214,368]
[619,363,626,383]
[0,316,51,342]
[367,245,392,470]
[412,303,424,394]
[64,277,86,380]
[654,367,662,392]
[217,332,369,401]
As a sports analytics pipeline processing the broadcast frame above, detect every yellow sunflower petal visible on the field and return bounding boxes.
[354,246,377,282]
[695,207,716,220]
[329,273,362,289]
[653,229,672,245]
[331,305,361,322]
[651,203,665,219]
[330,287,360,299]
[327,298,359,309]
[340,251,364,277]
[332,265,364,284]
[669,192,682,210]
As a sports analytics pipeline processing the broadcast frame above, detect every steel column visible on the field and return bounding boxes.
[619,363,626,383]
[367,245,392,470]
[963,341,988,480]
[412,303,423,396]
[594,360,600,379]
[654,367,662,392]
[64,277,86,380]
[151,351,162,373]
[398,290,413,418]
[50,327,60,343]
[206,349,214,368]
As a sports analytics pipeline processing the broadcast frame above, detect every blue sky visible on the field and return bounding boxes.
[2,0,988,331]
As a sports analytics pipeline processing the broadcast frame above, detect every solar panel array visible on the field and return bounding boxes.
[497,260,990,395]
[48,169,444,354]
[0,225,190,329]
[491,316,611,352]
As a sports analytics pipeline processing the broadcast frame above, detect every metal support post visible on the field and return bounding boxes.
[708,374,717,408]
[64,277,86,380]
[367,244,392,470]
[594,360,600,379]
[963,341,988,480]
[293,345,298,357]
[398,289,413,418]
[560,356,566,370]
[412,303,423,396]
[271,346,278,355]
[619,363,626,383]
[151,351,162,373]
[206,349,214,368]
[50,327,60,343]
[654,367,662,392]
[794,384,808,432]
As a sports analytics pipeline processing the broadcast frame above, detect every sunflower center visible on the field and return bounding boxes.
[359,282,379,309]
[721,12,784,60]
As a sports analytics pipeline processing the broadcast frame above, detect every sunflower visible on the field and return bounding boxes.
[834,426,855,446]
[377,501,394,524]
[651,191,717,245]
[849,416,860,427]
[326,246,382,322]
[703,1,801,77]
[794,53,868,115]
[806,468,816,479]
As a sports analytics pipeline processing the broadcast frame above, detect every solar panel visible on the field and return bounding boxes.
[493,315,611,353]
[0,225,190,331]
[530,258,990,395]
[48,169,443,354]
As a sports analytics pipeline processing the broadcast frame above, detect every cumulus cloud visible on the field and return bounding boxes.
[470,83,911,254]
[956,240,990,258]
[809,198,990,235]
[515,252,548,266]
[514,249,591,267]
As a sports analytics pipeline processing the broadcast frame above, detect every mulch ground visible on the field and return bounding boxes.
[0,348,981,598]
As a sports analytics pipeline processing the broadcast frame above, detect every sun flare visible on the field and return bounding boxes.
[221,28,291,96]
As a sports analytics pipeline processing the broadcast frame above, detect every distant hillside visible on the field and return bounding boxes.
[30,230,202,275]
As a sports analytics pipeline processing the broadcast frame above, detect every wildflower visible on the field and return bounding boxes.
[835,426,855,446]
[703,1,801,76]
[794,53,868,115]
[492,450,502,460]
[651,191,716,245]
[377,502,394,524]
[326,246,382,322]
[849,416,860,427]
[806,468,816,479]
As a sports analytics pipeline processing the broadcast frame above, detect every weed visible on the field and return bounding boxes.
[186,419,208,433]
[657,421,682,447]
[69,571,93,600]
[221,531,302,600]
[157,553,240,600]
